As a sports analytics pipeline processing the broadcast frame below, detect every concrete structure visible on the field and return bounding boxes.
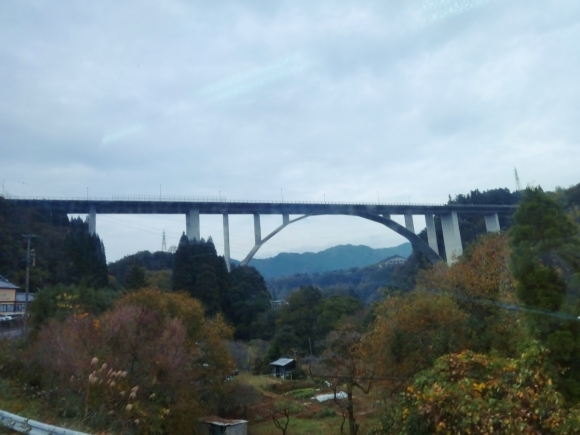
[8,196,514,266]
[485,213,501,233]
[441,212,463,263]
[186,209,200,241]
[196,417,247,435]
[223,214,231,272]
[425,213,439,255]
[381,255,407,266]
[88,205,96,235]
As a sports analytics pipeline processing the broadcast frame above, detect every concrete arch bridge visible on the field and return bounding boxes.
[8,196,516,270]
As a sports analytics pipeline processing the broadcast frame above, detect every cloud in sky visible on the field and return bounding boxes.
[1,0,579,262]
[197,52,310,101]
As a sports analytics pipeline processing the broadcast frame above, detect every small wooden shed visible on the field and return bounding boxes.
[196,417,248,435]
[269,358,296,378]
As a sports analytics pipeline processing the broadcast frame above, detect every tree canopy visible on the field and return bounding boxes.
[171,235,229,316]
[510,187,580,400]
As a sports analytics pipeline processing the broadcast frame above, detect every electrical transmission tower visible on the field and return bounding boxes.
[162,230,167,252]
[514,167,522,191]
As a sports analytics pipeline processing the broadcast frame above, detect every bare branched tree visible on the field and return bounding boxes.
[271,408,290,435]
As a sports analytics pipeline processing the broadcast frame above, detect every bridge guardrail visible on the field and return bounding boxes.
[4,195,517,208]
[0,409,91,435]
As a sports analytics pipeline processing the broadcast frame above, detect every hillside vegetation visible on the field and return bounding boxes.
[248,243,412,279]
[2,183,580,434]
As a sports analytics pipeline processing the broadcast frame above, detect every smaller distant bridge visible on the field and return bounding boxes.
[7,195,517,269]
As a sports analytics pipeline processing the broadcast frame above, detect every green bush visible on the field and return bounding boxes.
[275,400,303,414]
[290,367,307,380]
[315,407,336,418]
[285,387,316,399]
[377,345,580,435]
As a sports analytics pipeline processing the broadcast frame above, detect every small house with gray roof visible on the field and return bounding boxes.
[270,358,296,378]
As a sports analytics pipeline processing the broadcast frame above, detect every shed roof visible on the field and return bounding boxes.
[199,416,247,426]
[270,358,295,367]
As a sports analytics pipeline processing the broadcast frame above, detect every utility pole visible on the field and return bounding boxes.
[22,234,36,338]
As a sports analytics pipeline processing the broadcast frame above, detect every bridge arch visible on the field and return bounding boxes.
[239,212,443,267]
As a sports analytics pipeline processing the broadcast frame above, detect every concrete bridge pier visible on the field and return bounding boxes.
[485,213,501,233]
[186,209,200,241]
[223,214,231,272]
[88,206,96,235]
[440,211,463,264]
[282,213,289,225]
[404,213,415,233]
[425,214,439,255]
[254,213,261,244]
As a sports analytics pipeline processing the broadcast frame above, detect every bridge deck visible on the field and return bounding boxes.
[5,197,516,215]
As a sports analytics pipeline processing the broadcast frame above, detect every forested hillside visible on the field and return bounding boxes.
[2,184,580,434]
[108,250,174,288]
[266,260,401,304]
[248,243,411,279]
[0,198,108,289]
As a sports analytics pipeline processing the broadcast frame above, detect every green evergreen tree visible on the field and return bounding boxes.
[171,233,194,292]
[274,286,323,355]
[225,266,271,340]
[64,217,108,288]
[170,233,230,316]
[510,187,580,400]
[125,263,149,290]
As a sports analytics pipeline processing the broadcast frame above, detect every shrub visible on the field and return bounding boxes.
[285,388,316,400]
[25,288,234,434]
[315,407,337,418]
[377,344,580,435]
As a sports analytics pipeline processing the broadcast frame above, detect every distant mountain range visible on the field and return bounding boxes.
[245,243,412,279]
[108,243,412,286]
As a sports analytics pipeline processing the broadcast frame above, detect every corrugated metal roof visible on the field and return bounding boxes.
[270,358,294,366]
[0,277,19,290]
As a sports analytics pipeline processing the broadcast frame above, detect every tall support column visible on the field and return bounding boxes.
[88,206,96,235]
[485,213,500,233]
[440,212,463,264]
[253,213,261,245]
[382,213,391,219]
[425,214,439,255]
[404,213,415,233]
[282,213,289,225]
[223,214,231,272]
[186,209,200,241]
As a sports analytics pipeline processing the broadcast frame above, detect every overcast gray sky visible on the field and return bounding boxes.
[1,0,579,263]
